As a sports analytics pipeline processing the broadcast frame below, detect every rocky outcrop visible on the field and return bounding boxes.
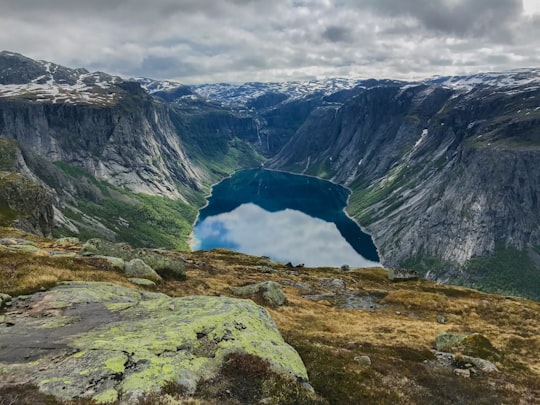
[434,333,500,361]
[233,281,286,306]
[80,238,185,280]
[0,282,309,403]
[0,171,54,236]
[388,268,419,282]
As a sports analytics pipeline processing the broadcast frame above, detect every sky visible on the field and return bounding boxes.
[1,0,540,84]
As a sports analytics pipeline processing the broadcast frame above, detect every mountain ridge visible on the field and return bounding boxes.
[1,51,539,298]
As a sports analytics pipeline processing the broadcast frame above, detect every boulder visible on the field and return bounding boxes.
[79,239,185,280]
[460,355,499,373]
[434,333,500,361]
[233,281,286,306]
[128,278,157,287]
[354,355,372,366]
[0,282,308,403]
[387,268,419,282]
[0,293,12,309]
[125,259,161,282]
[321,278,346,292]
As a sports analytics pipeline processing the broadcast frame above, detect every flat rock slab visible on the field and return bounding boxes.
[0,282,307,403]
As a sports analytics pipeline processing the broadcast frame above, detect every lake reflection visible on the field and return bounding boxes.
[194,203,379,267]
[192,169,380,268]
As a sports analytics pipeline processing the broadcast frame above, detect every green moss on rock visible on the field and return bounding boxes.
[0,282,308,403]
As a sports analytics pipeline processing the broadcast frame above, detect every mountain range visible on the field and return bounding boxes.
[0,50,539,299]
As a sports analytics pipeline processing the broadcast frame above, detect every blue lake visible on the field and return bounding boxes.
[192,169,380,268]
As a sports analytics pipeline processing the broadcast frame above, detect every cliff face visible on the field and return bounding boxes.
[0,52,263,248]
[270,79,540,298]
[0,86,204,201]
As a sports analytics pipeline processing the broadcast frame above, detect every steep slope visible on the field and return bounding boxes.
[0,52,262,248]
[270,74,540,299]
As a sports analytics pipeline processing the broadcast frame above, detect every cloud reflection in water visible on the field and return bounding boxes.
[193,203,380,268]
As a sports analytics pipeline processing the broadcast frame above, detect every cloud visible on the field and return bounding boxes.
[193,203,380,268]
[0,0,538,83]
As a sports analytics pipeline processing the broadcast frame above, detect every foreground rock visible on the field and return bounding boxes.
[233,281,286,306]
[0,282,308,403]
[80,238,185,280]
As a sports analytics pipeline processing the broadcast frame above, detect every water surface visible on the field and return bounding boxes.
[192,169,379,268]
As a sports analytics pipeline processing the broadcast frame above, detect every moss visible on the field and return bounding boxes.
[104,353,127,373]
[92,388,118,404]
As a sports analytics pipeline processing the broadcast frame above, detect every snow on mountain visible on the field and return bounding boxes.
[132,77,185,94]
[189,78,368,107]
[0,51,123,105]
[428,68,540,92]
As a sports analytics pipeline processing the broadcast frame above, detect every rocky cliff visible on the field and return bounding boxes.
[0,52,263,248]
[270,76,540,298]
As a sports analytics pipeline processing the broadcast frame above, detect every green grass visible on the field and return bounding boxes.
[53,162,199,250]
[458,246,540,300]
[0,138,18,171]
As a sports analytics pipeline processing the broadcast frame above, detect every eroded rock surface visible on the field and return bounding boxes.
[0,282,308,403]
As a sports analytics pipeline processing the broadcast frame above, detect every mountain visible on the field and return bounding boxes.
[269,70,540,299]
[1,51,539,298]
[0,51,263,249]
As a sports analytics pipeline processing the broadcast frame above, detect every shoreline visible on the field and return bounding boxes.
[188,164,383,266]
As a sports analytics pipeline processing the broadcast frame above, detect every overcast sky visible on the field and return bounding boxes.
[1,0,540,84]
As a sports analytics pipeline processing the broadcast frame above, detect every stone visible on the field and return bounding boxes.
[321,278,346,292]
[233,281,286,306]
[56,237,80,244]
[340,264,351,272]
[93,256,125,271]
[461,355,499,373]
[128,278,156,287]
[387,268,419,282]
[0,282,308,403]
[0,238,35,246]
[0,293,12,309]
[79,239,185,280]
[354,355,372,366]
[434,333,468,352]
[435,333,500,361]
[124,259,161,282]
[453,368,470,378]
[436,314,446,324]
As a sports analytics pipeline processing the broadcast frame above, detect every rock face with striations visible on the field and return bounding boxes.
[0,282,309,403]
[269,74,540,299]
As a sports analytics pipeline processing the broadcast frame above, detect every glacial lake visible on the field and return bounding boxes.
[192,169,380,268]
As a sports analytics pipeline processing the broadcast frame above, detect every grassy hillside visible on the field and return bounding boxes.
[0,229,539,404]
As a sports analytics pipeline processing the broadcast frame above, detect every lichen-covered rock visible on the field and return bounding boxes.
[435,333,500,361]
[56,237,80,244]
[0,293,12,309]
[0,282,308,403]
[233,281,286,306]
[79,239,185,280]
[128,278,157,287]
[387,268,419,282]
[92,255,125,271]
[435,334,468,352]
[125,259,161,281]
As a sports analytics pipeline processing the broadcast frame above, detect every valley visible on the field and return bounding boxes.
[1,51,538,299]
[0,50,540,404]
